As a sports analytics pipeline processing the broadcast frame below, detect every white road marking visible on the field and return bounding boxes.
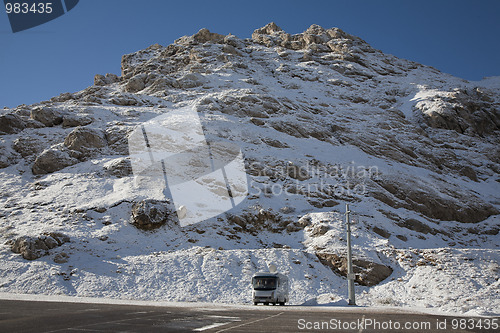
[194,322,229,331]
[206,315,241,320]
[214,312,284,333]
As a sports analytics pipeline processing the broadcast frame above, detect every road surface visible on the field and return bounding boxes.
[0,299,497,332]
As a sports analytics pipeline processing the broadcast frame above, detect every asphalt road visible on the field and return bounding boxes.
[0,299,497,332]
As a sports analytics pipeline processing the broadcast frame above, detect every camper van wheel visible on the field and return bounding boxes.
[279,302,285,306]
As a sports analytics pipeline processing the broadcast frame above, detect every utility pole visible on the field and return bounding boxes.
[345,203,356,305]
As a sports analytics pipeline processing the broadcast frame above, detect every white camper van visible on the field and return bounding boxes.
[252,265,289,305]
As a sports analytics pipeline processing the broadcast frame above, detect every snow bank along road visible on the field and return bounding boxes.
[0,299,498,332]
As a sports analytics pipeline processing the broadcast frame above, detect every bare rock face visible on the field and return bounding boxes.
[11,232,70,260]
[131,199,177,230]
[64,127,107,153]
[416,88,500,136]
[373,176,499,223]
[32,149,78,174]
[316,252,393,287]
[397,219,439,235]
[30,106,63,127]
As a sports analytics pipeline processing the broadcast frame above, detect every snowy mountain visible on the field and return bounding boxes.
[0,23,499,316]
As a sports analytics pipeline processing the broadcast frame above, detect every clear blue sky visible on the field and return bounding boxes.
[1,0,499,108]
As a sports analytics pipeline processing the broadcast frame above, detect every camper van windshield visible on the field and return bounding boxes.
[253,276,277,290]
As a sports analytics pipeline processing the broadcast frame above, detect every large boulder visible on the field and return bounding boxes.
[11,236,43,260]
[63,127,107,153]
[0,113,26,134]
[104,157,132,177]
[30,106,63,127]
[131,199,177,230]
[62,114,93,128]
[124,74,146,93]
[32,149,78,174]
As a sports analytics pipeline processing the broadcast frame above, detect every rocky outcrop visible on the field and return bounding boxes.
[175,28,225,45]
[174,73,207,89]
[397,219,440,235]
[228,209,293,234]
[310,224,330,237]
[0,141,19,168]
[104,157,132,177]
[63,127,107,154]
[0,113,26,134]
[11,232,70,260]
[131,199,177,230]
[105,125,129,155]
[373,176,499,223]
[94,73,120,86]
[316,252,393,287]
[416,87,500,136]
[124,74,146,93]
[13,136,44,157]
[30,106,63,127]
[32,148,78,174]
[192,28,225,43]
[62,114,93,128]
[251,22,372,55]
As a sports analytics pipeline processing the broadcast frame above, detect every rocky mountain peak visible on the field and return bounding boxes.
[251,22,371,54]
[0,22,499,313]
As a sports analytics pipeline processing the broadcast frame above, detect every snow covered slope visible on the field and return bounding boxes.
[0,23,499,316]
